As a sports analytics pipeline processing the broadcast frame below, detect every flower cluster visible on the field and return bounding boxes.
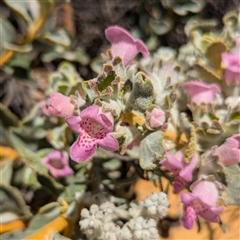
[2,2,240,240]
[39,16,239,236]
[79,191,169,240]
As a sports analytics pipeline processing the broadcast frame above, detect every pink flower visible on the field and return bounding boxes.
[66,105,119,162]
[221,52,240,85]
[183,81,221,105]
[212,134,240,167]
[161,149,199,194]
[221,38,240,85]
[42,150,73,178]
[146,108,167,129]
[105,26,149,66]
[180,181,224,229]
[48,92,75,117]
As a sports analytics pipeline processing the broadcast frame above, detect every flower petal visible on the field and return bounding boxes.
[192,181,219,207]
[66,116,82,134]
[97,113,113,132]
[199,206,224,222]
[80,105,99,120]
[105,26,149,66]
[98,133,119,151]
[161,152,183,174]
[70,136,97,162]
[181,205,196,230]
[180,192,195,205]
[180,154,199,182]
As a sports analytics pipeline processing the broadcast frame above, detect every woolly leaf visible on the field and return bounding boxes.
[128,72,155,112]
[139,131,164,170]
[58,61,82,85]
[40,28,71,47]
[221,165,240,206]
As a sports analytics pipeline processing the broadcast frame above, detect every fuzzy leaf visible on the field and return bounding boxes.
[221,165,240,206]
[41,28,71,47]
[139,131,164,170]
[128,72,155,112]
[58,61,82,85]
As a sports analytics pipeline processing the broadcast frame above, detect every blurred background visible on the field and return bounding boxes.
[1,0,238,119]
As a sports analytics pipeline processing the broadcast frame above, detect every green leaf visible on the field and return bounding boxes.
[0,17,16,44]
[41,28,71,47]
[3,42,32,53]
[3,0,33,24]
[42,51,62,62]
[103,159,122,171]
[229,111,240,122]
[149,17,173,35]
[221,165,240,206]
[0,160,13,185]
[172,0,206,16]
[0,103,19,128]
[8,53,32,69]
[12,166,41,188]
[97,72,116,92]
[58,61,82,85]
[139,131,164,170]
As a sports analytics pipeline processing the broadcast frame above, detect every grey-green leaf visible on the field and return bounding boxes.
[128,72,155,112]
[139,131,164,170]
[221,164,240,206]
